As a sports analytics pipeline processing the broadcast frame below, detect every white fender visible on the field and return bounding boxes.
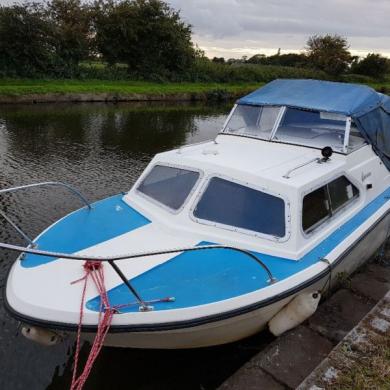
[268,291,321,336]
[21,326,62,346]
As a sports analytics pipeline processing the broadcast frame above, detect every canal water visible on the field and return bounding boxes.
[0,102,274,390]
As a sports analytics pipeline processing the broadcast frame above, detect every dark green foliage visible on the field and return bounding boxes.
[0,3,56,77]
[93,0,195,78]
[247,53,309,68]
[47,0,92,76]
[189,58,327,83]
[0,1,92,77]
[351,53,390,80]
[212,57,225,64]
[306,34,352,76]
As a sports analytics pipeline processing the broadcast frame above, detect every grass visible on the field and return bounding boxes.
[0,75,389,100]
[0,79,261,97]
[329,332,390,390]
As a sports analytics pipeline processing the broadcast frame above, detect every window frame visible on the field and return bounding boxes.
[135,162,204,214]
[190,173,291,242]
[301,174,360,236]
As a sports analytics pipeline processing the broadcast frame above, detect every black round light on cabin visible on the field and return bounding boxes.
[321,146,333,161]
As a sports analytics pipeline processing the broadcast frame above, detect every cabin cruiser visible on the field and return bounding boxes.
[3,79,390,349]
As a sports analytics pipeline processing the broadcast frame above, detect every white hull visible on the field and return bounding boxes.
[79,212,388,349]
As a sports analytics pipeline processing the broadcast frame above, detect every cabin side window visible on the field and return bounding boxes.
[348,122,367,152]
[193,177,286,238]
[137,165,200,211]
[302,176,359,233]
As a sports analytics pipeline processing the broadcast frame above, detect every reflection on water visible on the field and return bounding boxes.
[0,101,273,390]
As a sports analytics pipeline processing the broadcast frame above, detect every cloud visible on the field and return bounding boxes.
[168,0,390,58]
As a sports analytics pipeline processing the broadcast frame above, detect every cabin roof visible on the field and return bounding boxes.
[161,135,345,189]
[237,79,388,117]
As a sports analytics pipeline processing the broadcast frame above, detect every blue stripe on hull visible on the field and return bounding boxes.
[87,187,390,312]
[22,195,151,268]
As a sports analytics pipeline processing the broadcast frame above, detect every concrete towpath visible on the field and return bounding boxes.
[218,261,390,389]
[297,290,390,389]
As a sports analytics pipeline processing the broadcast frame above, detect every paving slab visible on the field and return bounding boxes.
[365,264,390,281]
[308,289,374,343]
[350,264,390,301]
[298,289,390,389]
[256,325,333,389]
[219,365,286,390]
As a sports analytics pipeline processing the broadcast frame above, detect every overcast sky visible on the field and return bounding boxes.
[1,0,389,58]
[168,0,390,59]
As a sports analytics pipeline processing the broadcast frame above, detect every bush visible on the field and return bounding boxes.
[351,53,389,80]
[187,59,327,83]
[93,0,195,78]
[0,4,56,77]
[342,74,376,84]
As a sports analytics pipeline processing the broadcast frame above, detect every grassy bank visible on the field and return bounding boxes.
[0,78,389,104]
[0,79,261,97]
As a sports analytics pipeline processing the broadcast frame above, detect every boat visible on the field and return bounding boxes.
[2,79,390,349]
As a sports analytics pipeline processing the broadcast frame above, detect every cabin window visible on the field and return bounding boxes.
[224,105,281,140]
[303,176,359,233]
[328,176,359,212]
[302,186,330,232]
[348,122,367,151]
[137,165,200,210]
[194,177,286,237]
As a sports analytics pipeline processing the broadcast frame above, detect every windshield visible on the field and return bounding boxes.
[224,105,281,140]
[223,105,366,153]
[274,108,348,152]
[193,177,286,238]
[137,165,200,210]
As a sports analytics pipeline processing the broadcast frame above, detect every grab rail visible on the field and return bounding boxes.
[0,242,278,311]
[282,158,320,179]
[0,182,92,209]
[0,182,92,246]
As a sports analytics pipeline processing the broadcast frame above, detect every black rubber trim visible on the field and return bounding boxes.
[4,209,389,333]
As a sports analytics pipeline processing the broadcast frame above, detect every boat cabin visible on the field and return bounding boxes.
[126,79,390,259]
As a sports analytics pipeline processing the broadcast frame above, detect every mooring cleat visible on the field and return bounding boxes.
[139,305,154,312]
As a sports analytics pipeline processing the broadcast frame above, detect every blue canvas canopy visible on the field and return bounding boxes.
[238,79,390,169]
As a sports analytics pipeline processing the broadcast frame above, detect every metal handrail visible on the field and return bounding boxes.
[0,182,92,209]
[0,182,92,246]
[282,158,321,179]
[0,242,278,311]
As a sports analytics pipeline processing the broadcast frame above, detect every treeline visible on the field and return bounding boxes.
[214,35,390,80]
[0,0,195,79]
[0,1,388,82]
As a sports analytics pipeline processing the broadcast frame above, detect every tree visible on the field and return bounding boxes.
[306,34,352,76]
[248,53,309,68]
[351,53,389,79]
[247,54,266,64]
[0,3,56,76]
[94,0,195,77]
[47,0,92,74]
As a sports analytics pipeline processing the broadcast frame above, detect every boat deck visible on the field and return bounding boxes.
[16,188,390,313]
